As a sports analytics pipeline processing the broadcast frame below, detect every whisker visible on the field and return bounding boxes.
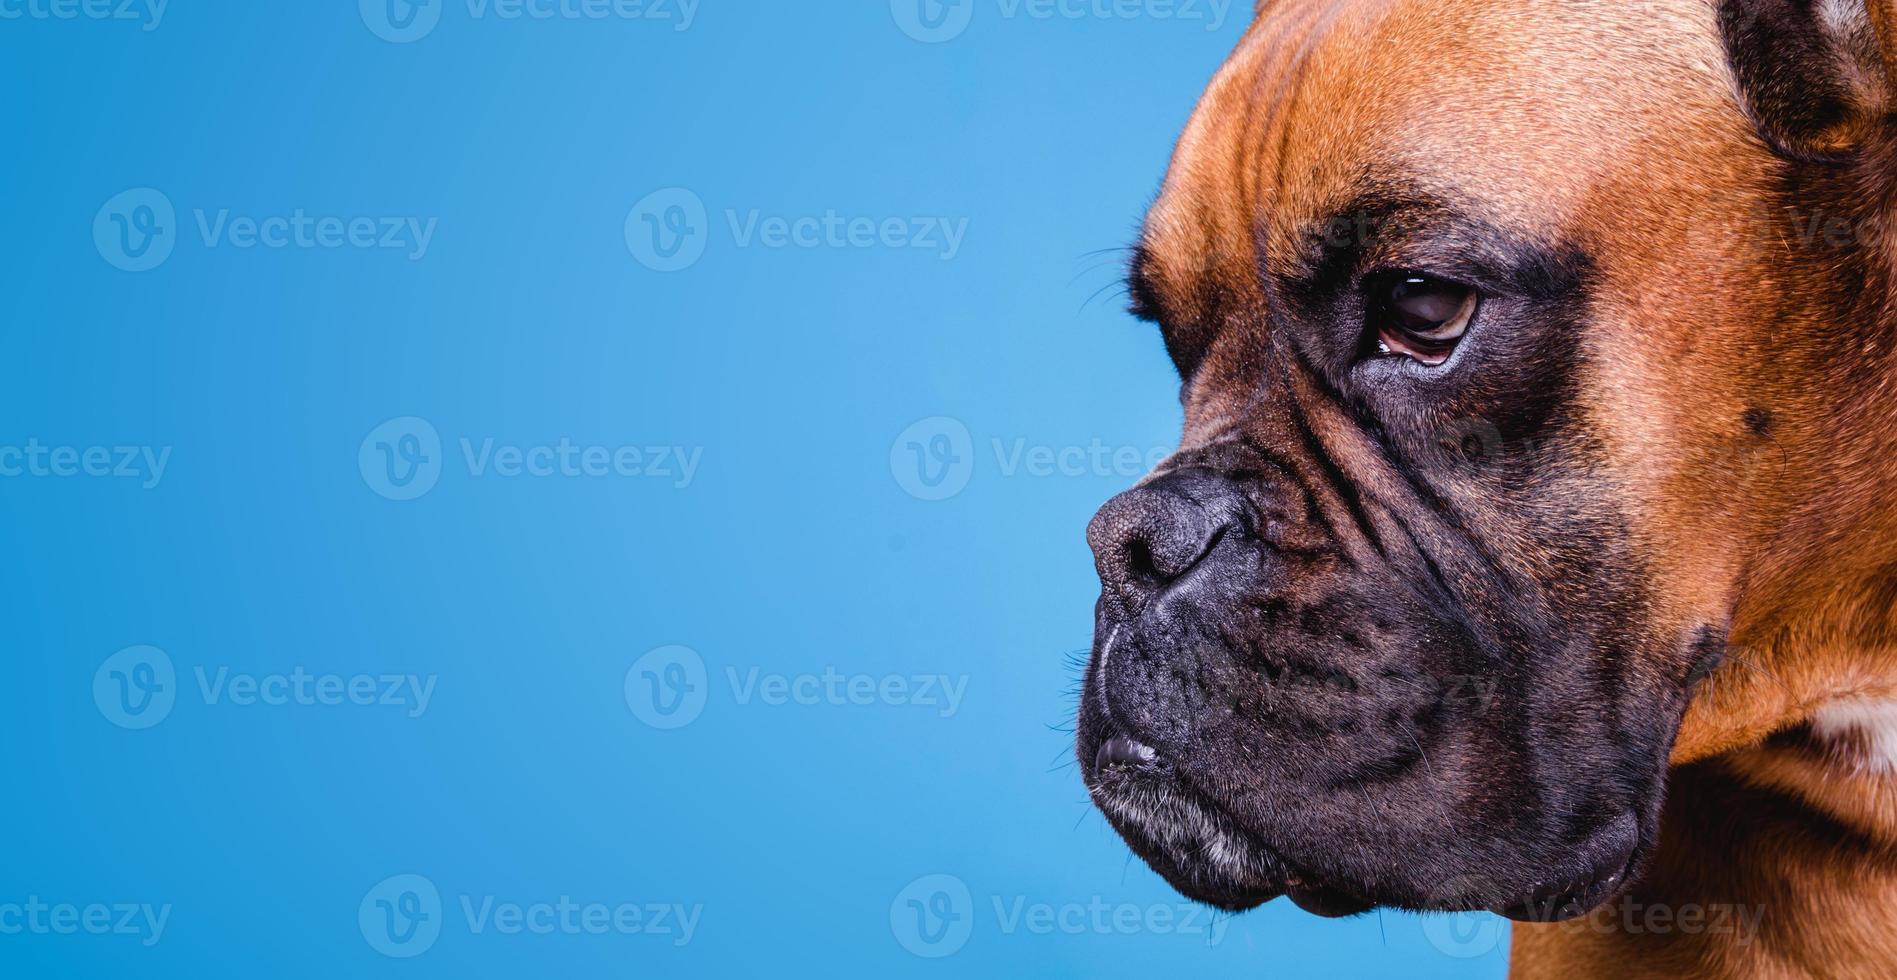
[1080,280,1132,315]
[1067,258,1128,288]
[1400,726,1438,784]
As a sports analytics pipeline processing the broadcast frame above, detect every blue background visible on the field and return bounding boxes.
[2,1,1509,976]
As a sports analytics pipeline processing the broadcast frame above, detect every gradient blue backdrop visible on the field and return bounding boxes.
[3,2,1511,976]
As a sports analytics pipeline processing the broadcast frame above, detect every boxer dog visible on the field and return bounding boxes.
[1075,0,1897,976]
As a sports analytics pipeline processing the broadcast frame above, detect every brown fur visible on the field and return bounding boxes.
[1138,0,1897,974]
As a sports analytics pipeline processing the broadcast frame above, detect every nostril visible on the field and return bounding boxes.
[1124,538,1158,584]
[1177,524,1229,579]
[1088,471,1247,600]
[1122,515,1231,589]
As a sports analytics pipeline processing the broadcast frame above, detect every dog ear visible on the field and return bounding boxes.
[1720,0,1897,160]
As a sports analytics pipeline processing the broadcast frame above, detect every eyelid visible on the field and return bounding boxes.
[1369,272,1479,366]
[1377,330,1455,366]
[1397,284,1478,339]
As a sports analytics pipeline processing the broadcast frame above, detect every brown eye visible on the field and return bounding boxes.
[1376,275,1478,365]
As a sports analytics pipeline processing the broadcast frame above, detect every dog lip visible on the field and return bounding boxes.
[1081,631,1645,920]
[1083,742,1293,910]
[1086,715,1647,918]
[1093,734,1159,772]
[1496,812,1643,921]
[1286,883,1375,919]
[1084,744,1393,917]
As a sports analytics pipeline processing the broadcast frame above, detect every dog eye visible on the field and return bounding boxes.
[1373,274,1479,366]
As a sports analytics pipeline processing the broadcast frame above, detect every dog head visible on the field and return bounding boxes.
[1077,0,1897,921]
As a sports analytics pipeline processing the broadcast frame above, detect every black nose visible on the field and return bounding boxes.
[1087,470,1244,608]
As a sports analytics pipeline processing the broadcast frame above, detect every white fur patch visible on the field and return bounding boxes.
[1809,700,1897,773]
[1816,0,1891,107]
[1817,0,1868,37]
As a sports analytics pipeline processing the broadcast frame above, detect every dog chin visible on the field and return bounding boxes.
[1085,745,1644,923]
[1085,753,1381,918]
[1085,757,1298,913]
